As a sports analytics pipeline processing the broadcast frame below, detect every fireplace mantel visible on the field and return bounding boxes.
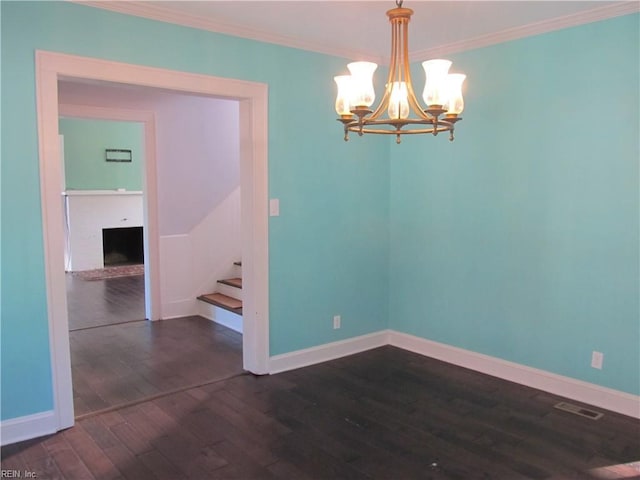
[63,190,144,271]
[63,189,143,197]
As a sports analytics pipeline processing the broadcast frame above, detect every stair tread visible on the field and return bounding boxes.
[197,293,242,314]
[218,277,242,289]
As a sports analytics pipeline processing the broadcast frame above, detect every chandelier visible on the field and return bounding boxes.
[334,0,466,144]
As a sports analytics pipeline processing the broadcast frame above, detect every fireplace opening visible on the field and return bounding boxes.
[102,226,144,266]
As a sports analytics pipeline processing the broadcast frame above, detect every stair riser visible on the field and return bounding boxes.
[217,283,243,301]
[197,302,243,333]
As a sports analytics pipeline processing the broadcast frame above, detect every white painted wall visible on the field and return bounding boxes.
[153,95,239,236]
[58,81,241,318]
[161,186,241,318]
[58,81,240,235]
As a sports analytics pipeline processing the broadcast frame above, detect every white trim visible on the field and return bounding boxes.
[269,331,389,375]
[161,299,198,320]
[62,190,143,196]
[73,0,381,64]
[35,50,270,436]
[411,2,640,61]
[388,330,640,419]
[0,411,56,446]
[239,91,270,375]
[73,0,637,65]
[267,329,639,418]
[36,60,76,433]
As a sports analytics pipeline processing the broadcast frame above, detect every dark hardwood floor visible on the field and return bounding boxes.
[3,346,639,479]
[66,273,146,330]
[66,269,243,417]
[71,316,244,417]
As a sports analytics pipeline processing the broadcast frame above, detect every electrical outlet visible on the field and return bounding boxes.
[333,315,341,329]
[591,351,603,370]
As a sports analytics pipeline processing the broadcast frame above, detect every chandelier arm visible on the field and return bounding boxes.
[343,116,454,131]
[370,6,432,124]
[406,88,431,121]
[368,14,402,121]
[345,116,455,132]
[405,68,431,121]
[346,125,453,135]
[346,117,454,128]
[400,9,431,122]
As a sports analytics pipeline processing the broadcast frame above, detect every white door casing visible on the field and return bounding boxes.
[35,50,270,431]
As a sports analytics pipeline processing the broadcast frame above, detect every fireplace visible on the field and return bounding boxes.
[102,227,144,266]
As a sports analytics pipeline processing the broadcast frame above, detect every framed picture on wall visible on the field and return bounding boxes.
[105,149,132,162]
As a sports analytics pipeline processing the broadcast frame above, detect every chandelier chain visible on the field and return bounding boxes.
[333,1,465,143]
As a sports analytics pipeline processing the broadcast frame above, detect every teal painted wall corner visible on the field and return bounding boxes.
[59,118,144,191]
[0,0,389,421]
[2,0,638,427]
[389,13,640,395]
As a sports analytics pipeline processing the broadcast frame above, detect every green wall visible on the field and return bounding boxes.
[60,118,143,191]
[0,1,389,421]
[389,14,639,395]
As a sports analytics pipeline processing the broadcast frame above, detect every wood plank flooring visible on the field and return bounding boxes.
[3,346,639,479]
[66,273,146,330]
[67,269,243,417]
[71,317,243,417]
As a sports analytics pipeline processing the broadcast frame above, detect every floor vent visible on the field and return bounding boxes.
[554,402,604,420]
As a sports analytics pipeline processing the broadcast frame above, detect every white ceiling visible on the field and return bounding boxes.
[81,1,637,62]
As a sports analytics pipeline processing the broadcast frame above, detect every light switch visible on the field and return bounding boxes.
[269,198,280,217]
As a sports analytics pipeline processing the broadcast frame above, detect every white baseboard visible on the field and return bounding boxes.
[161,299,197,320]
[269,331,389,374]
[3,331,636,448]
[1,411,57,446]
[388,330,640,419]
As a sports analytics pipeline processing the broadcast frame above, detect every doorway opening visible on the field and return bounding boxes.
[59,81,246,417]
[37,50,270,432]
[59,110,149,336]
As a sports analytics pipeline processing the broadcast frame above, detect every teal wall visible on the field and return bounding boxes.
[0,1,389,420]
[60,118,143,191]
[389,14,639,395]
[1,0,637,424]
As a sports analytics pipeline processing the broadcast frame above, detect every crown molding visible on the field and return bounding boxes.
[72,1,638,65]
[410,1,640,62]
[71,0,382,64]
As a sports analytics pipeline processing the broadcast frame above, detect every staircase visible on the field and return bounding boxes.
[197,261,243,315]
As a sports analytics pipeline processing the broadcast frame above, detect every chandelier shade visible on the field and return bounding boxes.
[347,61,378,108]
[421,59,452,107]
[334,75,354,117]
[443,73,466,115]
[334,1,466,144]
